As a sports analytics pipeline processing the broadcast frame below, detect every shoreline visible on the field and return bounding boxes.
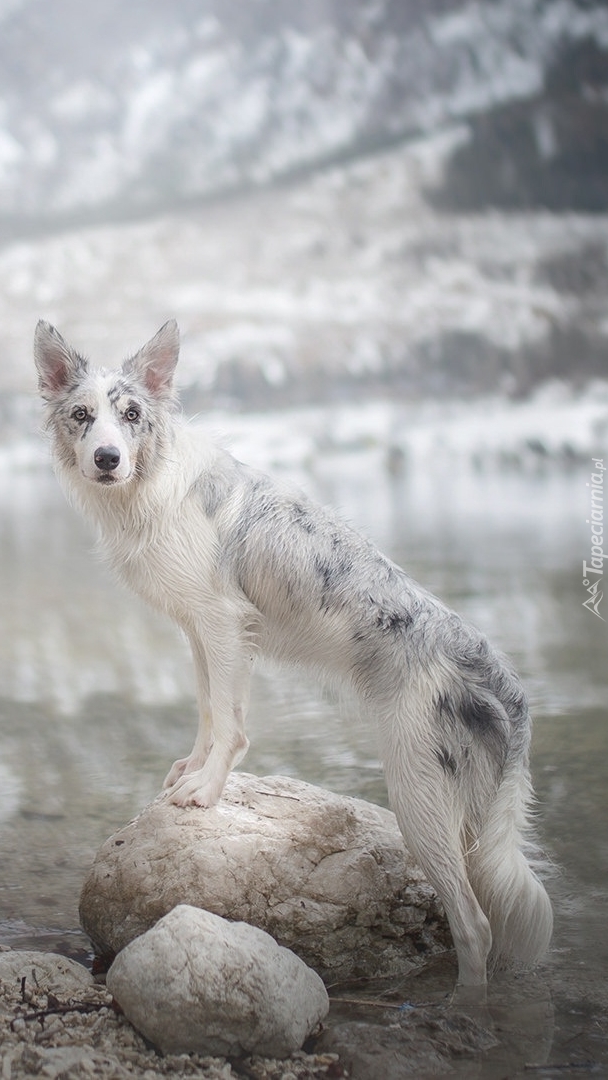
[2,885,607,1080]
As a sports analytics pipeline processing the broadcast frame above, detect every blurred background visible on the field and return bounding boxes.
[0,3,607,1060]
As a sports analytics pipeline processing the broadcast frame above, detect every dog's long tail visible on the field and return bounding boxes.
[467,757,553,972]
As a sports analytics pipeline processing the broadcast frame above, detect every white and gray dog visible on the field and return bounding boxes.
[34,319,552,988]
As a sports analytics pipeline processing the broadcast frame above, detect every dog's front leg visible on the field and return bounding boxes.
[166,621,252,809]
[163,634,213,789]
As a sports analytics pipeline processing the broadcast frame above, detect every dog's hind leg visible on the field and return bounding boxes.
[382,728,492,988]
[166,618,252,809]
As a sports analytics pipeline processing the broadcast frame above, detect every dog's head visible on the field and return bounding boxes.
[34,321,180,487]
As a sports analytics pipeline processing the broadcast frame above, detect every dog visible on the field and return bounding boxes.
[34,318,553,988]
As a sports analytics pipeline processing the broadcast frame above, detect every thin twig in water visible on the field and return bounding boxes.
[524,1063,597,1073]
[329,996,437,1010]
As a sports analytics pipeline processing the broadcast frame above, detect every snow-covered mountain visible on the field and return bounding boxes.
[1,130,607,409]
[0,0,606,232]
[0,0,605,414]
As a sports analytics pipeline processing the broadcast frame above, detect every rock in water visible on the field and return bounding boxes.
[80,773,450,981]
[106,904,329,1057]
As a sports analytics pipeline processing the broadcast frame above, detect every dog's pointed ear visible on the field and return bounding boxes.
[125,320,180,398]
[34,320,86,396]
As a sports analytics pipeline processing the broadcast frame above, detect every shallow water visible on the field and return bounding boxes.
[0,421,606,1075]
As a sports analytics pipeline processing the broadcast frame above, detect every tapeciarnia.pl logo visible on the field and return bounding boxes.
[582,458,605,620]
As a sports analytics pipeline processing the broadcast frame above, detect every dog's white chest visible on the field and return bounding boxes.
[105,505,219,627]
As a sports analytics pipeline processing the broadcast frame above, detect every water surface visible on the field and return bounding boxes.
[0,416,606,1075]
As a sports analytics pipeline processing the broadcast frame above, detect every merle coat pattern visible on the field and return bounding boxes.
[34,319,553,989]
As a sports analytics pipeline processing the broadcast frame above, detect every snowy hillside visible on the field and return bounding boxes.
[0,0,605,434]
[0,0,606,230]
[1,132,607,410]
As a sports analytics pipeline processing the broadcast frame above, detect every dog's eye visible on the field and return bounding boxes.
[125,406,140,422]
[71,406,88,423]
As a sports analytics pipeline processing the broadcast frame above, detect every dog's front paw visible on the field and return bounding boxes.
[165,769,224,809]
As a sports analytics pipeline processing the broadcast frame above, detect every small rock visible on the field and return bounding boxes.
[106,904,329,1058]
[80,772,450,982]
[0,951,93,999]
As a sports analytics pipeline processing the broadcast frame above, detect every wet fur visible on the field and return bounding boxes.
[34,319,553,987]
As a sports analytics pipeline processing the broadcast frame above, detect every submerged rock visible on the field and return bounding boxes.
[106,904,329,1058]
[79,772,450,982]
[317,1012,500,1079]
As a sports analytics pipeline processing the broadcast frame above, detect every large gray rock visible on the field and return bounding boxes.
[80,773,450,982]
[106,904,329,1058]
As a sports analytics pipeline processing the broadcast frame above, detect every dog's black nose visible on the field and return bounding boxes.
[94,445,121,471]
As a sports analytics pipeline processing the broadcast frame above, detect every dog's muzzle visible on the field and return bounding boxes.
[94,445,121,473]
